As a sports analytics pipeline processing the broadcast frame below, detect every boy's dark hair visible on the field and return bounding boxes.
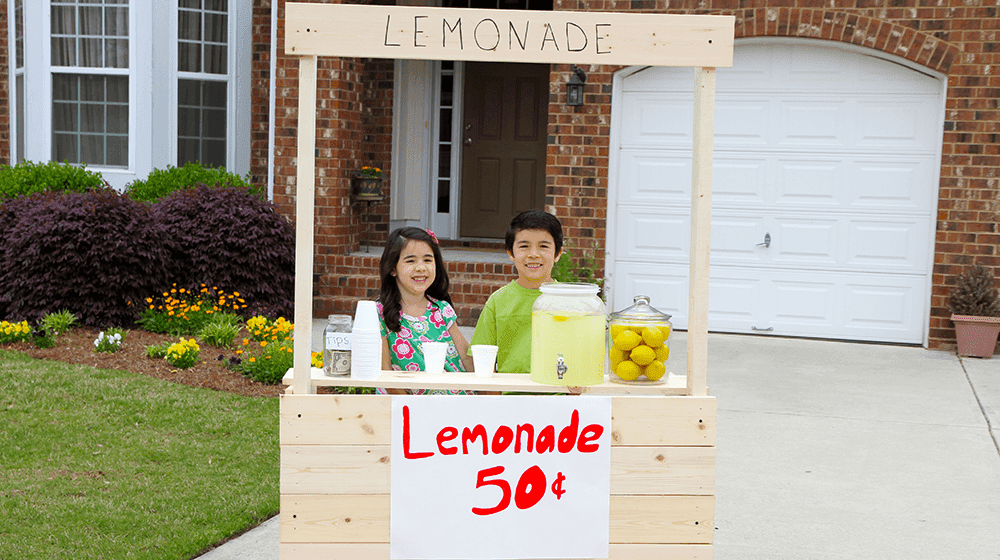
[504,210,563,255]
[378,227,452,333]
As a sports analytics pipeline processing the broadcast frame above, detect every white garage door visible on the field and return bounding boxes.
[608,42,944,344]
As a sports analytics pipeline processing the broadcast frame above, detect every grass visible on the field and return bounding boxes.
[0,350,279,560]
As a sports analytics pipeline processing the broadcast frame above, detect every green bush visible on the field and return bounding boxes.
[0,160,106,201]
[125,162,261,203]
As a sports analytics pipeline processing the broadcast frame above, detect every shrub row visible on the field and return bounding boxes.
[0,161,107,200]
[0,185,294,327]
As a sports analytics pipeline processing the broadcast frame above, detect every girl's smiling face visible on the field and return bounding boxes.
[393,240,437,299]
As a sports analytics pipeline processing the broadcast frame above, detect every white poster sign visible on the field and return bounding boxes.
[390,396,612,559]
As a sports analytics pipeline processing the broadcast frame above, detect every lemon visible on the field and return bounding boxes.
[609,324,629,339]
[644,360,666,381]
[615,360,641,381]
[613,330,642,351]
[630,344,655,366]
[609,346,628,366]
[654,344,670,362]
[642,326,666,347]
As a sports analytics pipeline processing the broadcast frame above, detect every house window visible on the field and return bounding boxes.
[177,0,228,168]
[9,0,249,189]
[50,0,130,167]
[52,75,129,167]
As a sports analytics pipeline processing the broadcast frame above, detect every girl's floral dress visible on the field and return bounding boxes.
[376,298,471,395]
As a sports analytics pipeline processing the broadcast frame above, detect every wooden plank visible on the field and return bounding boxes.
[281,445,714,495]
[285,4,734,68]
[281,394,389,446]
[610,446,715,495]
[611,397,716,447]
[687,67,716,397]
[281,495,389,543]
[281,394,716,446]
[292,55,318,397]
[281,495,713,544]
[282,445,392,494]
[280,542,712,559]
[283,367,691,395]
[610,495,713,543]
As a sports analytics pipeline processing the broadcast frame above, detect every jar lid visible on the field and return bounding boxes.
[539,282,600,296]
[610,295,672,322]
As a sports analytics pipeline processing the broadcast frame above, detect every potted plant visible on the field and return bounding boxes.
[351,166,383,200]
[948,264,1000,358]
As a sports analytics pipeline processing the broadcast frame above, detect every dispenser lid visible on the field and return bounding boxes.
[610,295,672,322]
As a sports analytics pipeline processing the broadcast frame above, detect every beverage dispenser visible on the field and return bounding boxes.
[530,282,606,386]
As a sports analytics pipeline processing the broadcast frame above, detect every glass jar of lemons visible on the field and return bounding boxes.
[608,295,672,384]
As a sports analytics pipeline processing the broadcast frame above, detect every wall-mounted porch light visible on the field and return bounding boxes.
[566,65,587,107]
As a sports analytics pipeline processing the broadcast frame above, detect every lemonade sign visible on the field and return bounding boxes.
[390,395,612,559]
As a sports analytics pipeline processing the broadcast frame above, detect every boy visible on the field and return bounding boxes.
[470,210,562,373]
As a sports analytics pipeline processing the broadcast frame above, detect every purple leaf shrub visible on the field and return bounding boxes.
[0,189,169,326]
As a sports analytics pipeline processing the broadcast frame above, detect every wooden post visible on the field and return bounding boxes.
[292,55,318,396]
[687,67,715,397]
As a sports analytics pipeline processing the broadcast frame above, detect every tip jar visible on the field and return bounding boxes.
[322,314,353,376]
[608,295,672,385]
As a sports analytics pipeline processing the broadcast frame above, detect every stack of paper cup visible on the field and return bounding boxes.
[350,300,381,381]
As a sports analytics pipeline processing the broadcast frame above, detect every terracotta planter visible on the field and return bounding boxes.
[951,314,1000,358]
[351,177,383,200]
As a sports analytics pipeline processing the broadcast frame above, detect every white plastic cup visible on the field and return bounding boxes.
[470,345,499,378]
[421,341,448,375]
[353,300,380,331]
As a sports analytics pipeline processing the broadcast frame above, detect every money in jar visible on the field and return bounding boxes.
[322,315,353,376]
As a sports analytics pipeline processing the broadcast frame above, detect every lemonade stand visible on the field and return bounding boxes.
[281,4,732,558]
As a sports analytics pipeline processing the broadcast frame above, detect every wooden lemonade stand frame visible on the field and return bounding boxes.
[281,4,733,558]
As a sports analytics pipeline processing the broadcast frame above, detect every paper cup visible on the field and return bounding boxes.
[353,300,380,331]
[470,345,499,378]
[421,341,448,375]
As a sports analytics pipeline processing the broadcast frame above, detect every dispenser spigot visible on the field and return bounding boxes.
[556,354,568,380]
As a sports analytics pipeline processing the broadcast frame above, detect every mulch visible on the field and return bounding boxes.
[2,327,285,398]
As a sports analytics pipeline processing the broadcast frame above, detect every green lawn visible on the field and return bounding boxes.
[0,350,279,559]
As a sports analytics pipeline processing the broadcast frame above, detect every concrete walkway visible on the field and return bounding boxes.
[196,325,1000,559]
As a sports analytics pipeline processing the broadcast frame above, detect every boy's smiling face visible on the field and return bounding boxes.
[508,229,561,289]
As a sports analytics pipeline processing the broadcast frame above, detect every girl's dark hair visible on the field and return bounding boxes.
[379,227,452,333]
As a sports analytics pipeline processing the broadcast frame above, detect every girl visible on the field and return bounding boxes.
[377,227,473,379]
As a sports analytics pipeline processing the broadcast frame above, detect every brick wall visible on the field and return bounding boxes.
[543,0,997,349]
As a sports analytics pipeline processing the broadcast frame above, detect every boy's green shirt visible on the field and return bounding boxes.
[470,280,542,373]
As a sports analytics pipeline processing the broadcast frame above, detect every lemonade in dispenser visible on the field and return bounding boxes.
[530,282,606,386]
[609,295,672,384]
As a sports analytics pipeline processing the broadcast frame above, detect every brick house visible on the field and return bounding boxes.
[3,0,997,349]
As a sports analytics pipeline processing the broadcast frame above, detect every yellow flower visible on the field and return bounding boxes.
[261,341,268,348]
[249,357,256,363]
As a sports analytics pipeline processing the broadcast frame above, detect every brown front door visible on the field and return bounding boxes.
[460,62,549,238]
